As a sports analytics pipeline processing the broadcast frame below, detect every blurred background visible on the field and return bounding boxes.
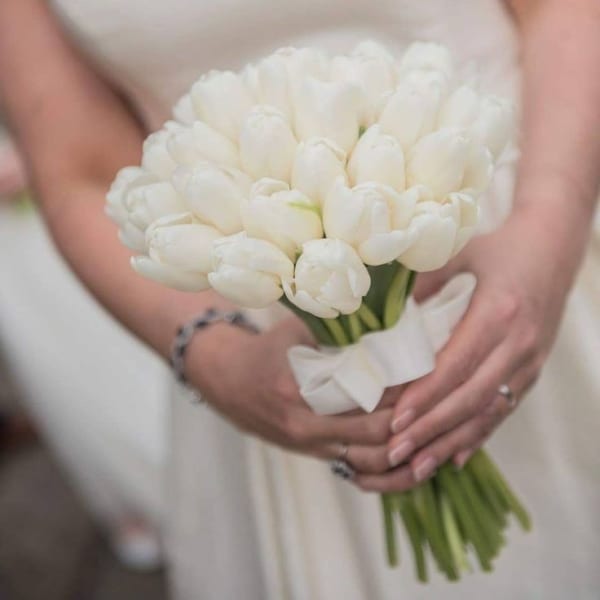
[0,122,167,600]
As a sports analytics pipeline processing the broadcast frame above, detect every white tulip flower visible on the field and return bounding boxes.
[406,128,472,199]
[398,191,479,271]
[239,106,298,181]
[209,233,294,308]
[293,77,363,153]
[399,42,453,79]
[243,47,329,119]
[378,75,446,150]
[141,128,178,180]
[347,124,406,191]
[167,120,240,169]
[241,178,322,259]
[190,70,253,140]
[172,94,196,125]
[172,163,251,235]
[323,179,416,266]
[106,167,154,229]
[106,169,188,253]
[283,238,371,318]
[438,86,514,159]
[132,213,222,292]
[331,40,397,124]
[291,137,348,205]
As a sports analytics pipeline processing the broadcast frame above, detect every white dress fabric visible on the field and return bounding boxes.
[48,1,600,598]
[0,201,168,527]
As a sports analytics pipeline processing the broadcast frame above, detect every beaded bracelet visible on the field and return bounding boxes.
[170,308,258,386]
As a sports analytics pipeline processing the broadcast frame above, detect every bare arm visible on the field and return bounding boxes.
[0,0,226,357]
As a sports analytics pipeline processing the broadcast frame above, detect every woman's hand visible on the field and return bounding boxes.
[187,316,397,461]
[356,205,590,492]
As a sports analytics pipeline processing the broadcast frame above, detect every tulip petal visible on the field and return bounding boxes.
[132,256,210,292]
[167,121,240,168]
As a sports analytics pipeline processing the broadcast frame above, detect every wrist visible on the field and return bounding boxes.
[184,318,256,396]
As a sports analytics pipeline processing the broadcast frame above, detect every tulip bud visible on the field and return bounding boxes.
[167,121,240,169]
[239,106,298,181]
[398,192,479,271]
[241,178,322,258]
[106,167,155,230]
[378,76,445,150]
[141,128,178,179]
[172,94,196,125]
[438,87,514,159]
[293,78,363,153]
[291,137,347,205]
[331,41,397,124]
[208,233,294,308]
[407,128,471,199]
[323,180,415,265]
[243,47,328,118]
[172,163,251,235]
[190,70,253,140]
[347,124,406,191]
[469,95,514,159]
[283,238,371,318]
[132,213,221,292]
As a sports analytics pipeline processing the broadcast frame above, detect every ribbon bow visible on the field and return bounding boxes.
[288,273,477,415]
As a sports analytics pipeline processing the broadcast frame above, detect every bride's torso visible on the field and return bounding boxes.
[51,0,520,122]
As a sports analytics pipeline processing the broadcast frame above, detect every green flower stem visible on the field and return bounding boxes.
[323,318,350,346]
[455,468,502,557]
[466,457,508,527]
[397,493,428,583]
[440,490,471,574]
[474,451,532,531]
[383,265,412,329]
[357,303,382,332]
[439,465,492,571]
[413,482,457,579]
[279,296,334,346]
[346,313,363,343]
[381,493,399,567]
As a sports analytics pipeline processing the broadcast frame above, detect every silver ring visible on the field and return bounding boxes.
[330,459,356,480]
[498,383,517,408]
[337,443,349,461]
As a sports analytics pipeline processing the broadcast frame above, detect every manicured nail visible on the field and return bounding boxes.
[454,449,473,470]
[413,457,437,482]
[391,409,415,434]
[388,440,415,467]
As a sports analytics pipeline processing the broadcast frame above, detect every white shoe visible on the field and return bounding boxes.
[110,521,163,572]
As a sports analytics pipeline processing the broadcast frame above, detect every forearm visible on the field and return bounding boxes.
[0,0,229,358]
[510,0,600,246]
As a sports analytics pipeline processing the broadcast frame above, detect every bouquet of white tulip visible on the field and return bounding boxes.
[107,40,530,582]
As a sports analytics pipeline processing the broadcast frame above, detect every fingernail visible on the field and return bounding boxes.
[454,449,473,470]
[413,456,437,482]
[391,409,415,434]
[388,440,414,467]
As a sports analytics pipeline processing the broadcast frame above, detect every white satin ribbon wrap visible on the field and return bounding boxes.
[288,273,477,415]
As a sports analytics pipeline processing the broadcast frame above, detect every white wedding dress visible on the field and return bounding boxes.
[0,200,168,527]
[45,1,600,598]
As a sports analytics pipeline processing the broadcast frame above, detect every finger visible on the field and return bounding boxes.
[387,335,529,468]
[412,256,466,302]
[290,407,394,448]
[345,444,390,475]
[451,362,540,467]
[390,285,515,434]
[354,463,416,493]
[408,410,500,482]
